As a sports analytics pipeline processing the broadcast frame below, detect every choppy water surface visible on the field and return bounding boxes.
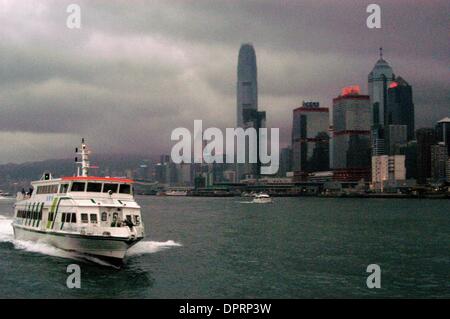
[0,196,449,298]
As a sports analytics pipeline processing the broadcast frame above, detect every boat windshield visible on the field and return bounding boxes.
[87,182,102,192]
[119,184,132,194]
[103,183,118,193]
[71,182,86,192]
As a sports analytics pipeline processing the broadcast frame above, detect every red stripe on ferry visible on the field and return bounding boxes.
[61,176,134,183]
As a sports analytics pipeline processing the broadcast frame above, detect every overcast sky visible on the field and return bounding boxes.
[0,0,448,164]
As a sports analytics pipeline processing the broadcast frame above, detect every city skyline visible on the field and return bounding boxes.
[0,0,449,164]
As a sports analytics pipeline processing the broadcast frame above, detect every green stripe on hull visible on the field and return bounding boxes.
[50,197,70,230]
[36,202,43,228]
[31,202,37,227]
[47,197,59,229]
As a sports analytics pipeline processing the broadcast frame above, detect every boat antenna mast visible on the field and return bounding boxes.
[75,138,90,177]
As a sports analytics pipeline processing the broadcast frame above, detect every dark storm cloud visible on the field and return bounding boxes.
[0,0,448,163]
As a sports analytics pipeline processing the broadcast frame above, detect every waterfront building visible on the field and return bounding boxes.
[447,158,450,182]
[371,125,385,156]
[154,163,167,185]
[223,170,236,183]
[386,124,407,155]
[398,140,418,180]
[431,143,448,181]
[435,117,450,155]
[292,101,330,181]
[386,77,415,141]
[279,147,293,177]
[371,155,406,192]
[137,159,151,181]
[331,86,371,181]
[178,163,192,186]
[154,154,178,186]
[308,171,334,183]
[416,128,437,184]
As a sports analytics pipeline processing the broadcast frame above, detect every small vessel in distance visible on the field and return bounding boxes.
[12,139,145,265]
[0,190,12,200]
[252,193,273,204]
[240,191,255,198]
[164,189,188,196]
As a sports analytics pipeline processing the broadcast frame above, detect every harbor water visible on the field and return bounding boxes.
[0,196,449,298]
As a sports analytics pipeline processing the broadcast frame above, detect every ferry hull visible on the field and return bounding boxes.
[12,225,142,264]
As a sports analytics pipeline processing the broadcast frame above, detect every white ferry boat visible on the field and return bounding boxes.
[252,193,273,204]
[12,139,145,265]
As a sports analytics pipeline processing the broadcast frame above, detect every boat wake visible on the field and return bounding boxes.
[0,215,79,259]
[126,240,182,257]
[0,215,181,266]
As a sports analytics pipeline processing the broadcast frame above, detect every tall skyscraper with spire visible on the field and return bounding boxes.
[369,48,396,156]
[368,48,395,127]
[236,44,265,181]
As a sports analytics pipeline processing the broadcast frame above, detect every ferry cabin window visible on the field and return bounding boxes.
[71,182,86,192]
[81,213,88,223]
[90,214,98,223]
[37,184,58,194]
[119,184,131,194]
[66,213,71,223]
[101,212,107,221]
[71,213,77,223]
[87,182,102,192]
[103,183,118,193]
[133,215,140,225]
[61,213,66,222]
[59,184,69,193]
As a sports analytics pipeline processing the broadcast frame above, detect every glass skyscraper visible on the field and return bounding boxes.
[368,49,395,128]
[330,86,372,181]
[237,44,258,128]
[386,77,415,141]
[368,49,395,156]
[236,44,265,180]
[292,102,330,181]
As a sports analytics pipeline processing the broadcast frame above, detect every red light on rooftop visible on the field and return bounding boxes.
[341,85,360,96]
[389,82,398,89]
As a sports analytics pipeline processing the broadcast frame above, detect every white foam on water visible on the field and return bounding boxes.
[0,215,80,260]
[1,215,181,264]
[0,215,15,242]
[126,240,182,257]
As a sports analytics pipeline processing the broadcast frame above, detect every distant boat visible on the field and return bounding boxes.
[165,190,188,196]
[241,191,255,198]
[252,193,273,204]
[0,190,13,200]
